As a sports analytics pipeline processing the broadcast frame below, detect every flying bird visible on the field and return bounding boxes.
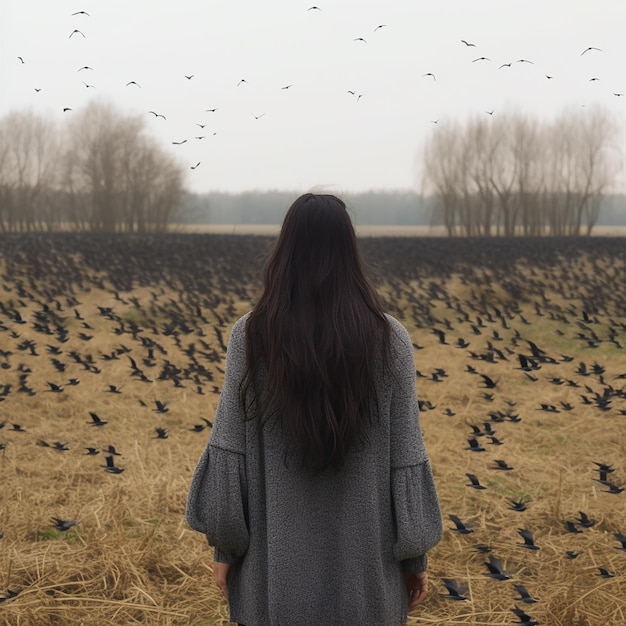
[172,140,187,145]
[423,73,436,81]
[484,555,511,580]
[461,40,476,47]
[148,111,166,119]
[581,46,602,55]
[354,37,367,43]
[17,56,25,63]
[237,79,247,86]
[51,518,77,531]
[190,162,201,170]
[69,29,86,38]
[102,455,124,474]
[472,56,490,62]
[374,25,387,32]
[307,5,321,9]
[517,528,540,550]
[466,473,486,489]
[514,584,539,604]
[87,412,107,426]
[441,578,468,600]
[126,81,141,87]
[184,75,194,80]
[71,11,90,16]
[449,514,473,534]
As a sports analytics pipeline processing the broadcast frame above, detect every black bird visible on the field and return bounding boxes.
[87,412,107,426]
[51,518,77,531]
[513,584,539,604]
[597,567,615,578]
[511,606,539,626]
[596,480,624,494]
[564,521,582,534]
[610,533,626,552]
[107,385,122,394]
[102,455,124,474]
[155,427,168,439]
[449,514,473,534]
[492,459,513,470]
[484,555,511,580]
[581,46,602,55]
[460,39,476,47]
[85,447,99,455]
[441,578,468,600]
[565,550,581,559]
[105,445,121,456]
[517,528,540,550]
[432,328,447,344]
[466,473,486,489]
[153,400,169,413]
[510,500,527,512]
[46,382,64,393]
[576,511,595,528]
[69,29,86,38]
[479,373,497,388]
[466,438,485,452]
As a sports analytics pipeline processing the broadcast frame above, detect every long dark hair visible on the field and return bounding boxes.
[241,193,390,472]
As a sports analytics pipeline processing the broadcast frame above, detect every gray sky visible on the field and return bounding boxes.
[2,1,626,193]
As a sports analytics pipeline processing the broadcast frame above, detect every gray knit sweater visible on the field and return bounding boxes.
[186,313,442,626]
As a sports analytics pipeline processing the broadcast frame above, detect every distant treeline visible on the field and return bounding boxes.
[179,190,626,227]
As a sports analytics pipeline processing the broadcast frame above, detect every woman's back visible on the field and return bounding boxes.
[185,193,442,625]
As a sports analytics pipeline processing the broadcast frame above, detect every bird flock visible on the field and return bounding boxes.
[0,233,624,624]
[11,5,625,189]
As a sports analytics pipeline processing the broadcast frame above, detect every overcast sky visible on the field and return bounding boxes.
[2,1,626,194]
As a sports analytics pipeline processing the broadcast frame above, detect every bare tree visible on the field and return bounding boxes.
[420,107,621,236]
[62,101,184,232]
[0,111,59,232]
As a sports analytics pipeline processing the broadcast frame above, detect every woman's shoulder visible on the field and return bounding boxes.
[383,314,412,345]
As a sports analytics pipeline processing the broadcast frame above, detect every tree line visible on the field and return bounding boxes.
[420,107,621,236]
[0,102,184,233]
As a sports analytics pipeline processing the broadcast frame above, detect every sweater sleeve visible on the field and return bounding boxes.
[387,317,443,572]
[185,315,250,563]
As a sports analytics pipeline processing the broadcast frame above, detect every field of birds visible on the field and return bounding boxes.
[0,232,625,626]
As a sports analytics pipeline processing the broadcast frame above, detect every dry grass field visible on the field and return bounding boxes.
[0,233,625,625]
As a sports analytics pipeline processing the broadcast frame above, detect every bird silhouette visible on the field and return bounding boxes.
[484,555,511,579]
[51,518,77,531]
[102,455,124,474]
[87,412,107,426]
[441,578,468,600]
[513,584,539,603]
[581,46,602,55]
[466,473,487,489]
[517,528,540,550]
[449,514,473,534]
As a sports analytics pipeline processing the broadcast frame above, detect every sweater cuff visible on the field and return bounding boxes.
[213,546,239,564]
[402,554,428,573]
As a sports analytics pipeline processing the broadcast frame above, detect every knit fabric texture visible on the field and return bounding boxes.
[186,313,443,626]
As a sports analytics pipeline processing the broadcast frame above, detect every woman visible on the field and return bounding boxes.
[186,193,442,625]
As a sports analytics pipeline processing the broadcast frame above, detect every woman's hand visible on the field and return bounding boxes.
[213,561,232,602]
[405,571,428,609]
